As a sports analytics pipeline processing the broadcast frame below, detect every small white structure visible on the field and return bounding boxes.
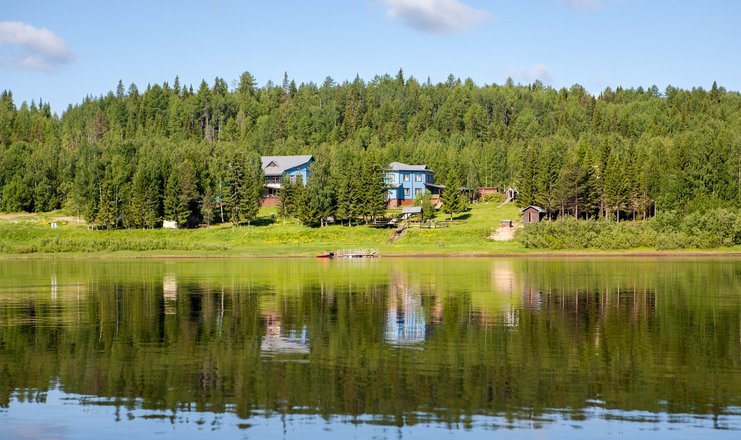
[163,220,178,229]
[50,222,58,229]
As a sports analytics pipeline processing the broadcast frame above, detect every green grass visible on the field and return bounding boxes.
[0,204,739,257]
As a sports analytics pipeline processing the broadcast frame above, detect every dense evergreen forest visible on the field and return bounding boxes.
[0,70,739,229]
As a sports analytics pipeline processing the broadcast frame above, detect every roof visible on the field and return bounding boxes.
[521,205,547,213]
[388,162,431,172]
[401,206,423,214]
[425,183,445,190]
[261,155,313,176]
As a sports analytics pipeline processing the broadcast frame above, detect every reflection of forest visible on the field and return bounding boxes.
[0,259,738,428]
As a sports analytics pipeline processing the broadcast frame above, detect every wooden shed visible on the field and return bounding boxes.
[521,205,546,224]
[477,187,499,200]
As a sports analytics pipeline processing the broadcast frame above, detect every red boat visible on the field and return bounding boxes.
[316,251,335,259]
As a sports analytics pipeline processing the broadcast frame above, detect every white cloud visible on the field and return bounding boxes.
[0,21,73,71]
[382,0,490,34]
[563,0,603,11]
[505,64,554,84]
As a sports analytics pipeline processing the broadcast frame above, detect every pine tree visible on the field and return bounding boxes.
[202,182,215,226]
[415,192,436,222]
[603,150,628,222]
[278,177,295,222]
[178,159,199,227]
[163,171,183,225]
[96,171,116,229]
[334,162,354,226]
[356,150,387,222]
[441,168,465,220]
[239,153,262,225]
[293,176,309,224]
[305,160,337,227]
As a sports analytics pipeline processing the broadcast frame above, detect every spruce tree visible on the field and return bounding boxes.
[441,169,465,220]
[415,192,436,222]
[178,159,199,227]
[96,172,116,229]
[163,171,184,225]
[278,177,295,222]
[240,153,262,225]
[305,160,337,227]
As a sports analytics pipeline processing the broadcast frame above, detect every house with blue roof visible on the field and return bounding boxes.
[260,155,313,206]
[385,162,443,208]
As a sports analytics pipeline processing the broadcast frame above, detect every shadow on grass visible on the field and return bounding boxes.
[233,216,276,227]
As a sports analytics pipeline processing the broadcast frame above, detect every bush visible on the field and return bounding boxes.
[481,193,506,204]
[517,208,741,250]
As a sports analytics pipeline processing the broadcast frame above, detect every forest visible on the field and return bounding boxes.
[0,70,739,230]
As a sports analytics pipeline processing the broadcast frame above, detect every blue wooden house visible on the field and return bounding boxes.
[386,162,443,207]
[260,155,314,205]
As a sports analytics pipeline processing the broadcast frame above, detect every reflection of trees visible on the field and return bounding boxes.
[0,259,738,428]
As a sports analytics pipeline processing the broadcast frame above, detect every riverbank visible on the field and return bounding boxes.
[1,204,740,258]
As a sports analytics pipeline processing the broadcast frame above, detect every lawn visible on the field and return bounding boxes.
[1,204,737,256]
[0,203,525,256]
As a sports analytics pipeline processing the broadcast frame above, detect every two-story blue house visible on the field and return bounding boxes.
[386,162,443,208]
[260,155,313,206]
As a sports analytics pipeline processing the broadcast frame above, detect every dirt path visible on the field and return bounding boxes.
[0,213,85,223]
[489,224,522,241]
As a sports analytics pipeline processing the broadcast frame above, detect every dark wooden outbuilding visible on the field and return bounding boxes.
[521,205,546,224]
[477,187,499,200]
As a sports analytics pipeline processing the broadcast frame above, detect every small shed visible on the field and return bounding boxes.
[477,187,499,200]
[500,219,513,228]
[521,205,546,224]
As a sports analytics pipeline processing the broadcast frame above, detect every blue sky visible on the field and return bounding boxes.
[1,0,740,113]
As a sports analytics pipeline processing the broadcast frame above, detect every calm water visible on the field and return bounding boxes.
[0,257,738,439]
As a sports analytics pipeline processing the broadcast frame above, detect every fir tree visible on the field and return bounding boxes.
[96,171,117,229]
[415,192,436,222]
[278,177,295,222]
[305,160,337,227]
[441,168,466,220]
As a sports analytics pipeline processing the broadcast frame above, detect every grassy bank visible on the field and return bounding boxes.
[1,204,739,257]
[0,203,524,256]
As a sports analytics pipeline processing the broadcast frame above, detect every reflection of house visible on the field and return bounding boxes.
[260,314,310,354]
[385,272,428,345]
[386,162,443,208]
[385,292,426,345]
[163,274,177,315]
[260,155,314,206]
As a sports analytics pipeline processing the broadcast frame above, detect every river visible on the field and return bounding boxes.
[0,257,738,439]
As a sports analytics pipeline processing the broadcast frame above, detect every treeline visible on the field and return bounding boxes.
[0,71,739,227]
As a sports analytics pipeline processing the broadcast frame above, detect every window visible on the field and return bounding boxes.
[415,174,422,182]
[404,188,410,197]
[385,174,394,183]
[403,174,410,182]
[415,188,421,196]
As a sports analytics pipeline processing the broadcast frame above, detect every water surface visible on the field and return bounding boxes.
[0,257,738,439]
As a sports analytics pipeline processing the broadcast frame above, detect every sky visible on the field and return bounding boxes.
[1,0,740,113]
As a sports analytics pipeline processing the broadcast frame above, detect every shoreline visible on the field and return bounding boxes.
[1,250,740,260]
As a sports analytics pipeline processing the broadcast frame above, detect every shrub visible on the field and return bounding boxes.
[517,208,741,250]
